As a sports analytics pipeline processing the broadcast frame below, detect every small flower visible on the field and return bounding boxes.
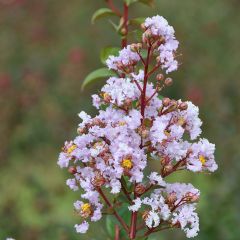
[129,198,142,212]
[75,221,89,234]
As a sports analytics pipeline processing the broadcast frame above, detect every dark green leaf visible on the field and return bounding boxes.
[91,8,116,24]
[129,17,146,26]
[125,0,154,6]
[81,68,116,90]
[106,215,117,238]
[138,0,154,6]
[100,47,120,64]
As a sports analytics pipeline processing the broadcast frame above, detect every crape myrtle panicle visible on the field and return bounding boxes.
[58,14,217,239]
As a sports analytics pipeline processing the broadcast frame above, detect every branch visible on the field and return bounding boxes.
[106,0,122,17]
[98,188,129,233]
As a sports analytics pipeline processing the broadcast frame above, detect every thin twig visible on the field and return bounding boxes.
[98,188,129,233]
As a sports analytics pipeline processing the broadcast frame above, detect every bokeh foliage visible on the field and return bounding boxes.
[0,0,239,239]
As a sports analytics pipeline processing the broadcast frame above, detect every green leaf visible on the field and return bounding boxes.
[129,17,146,26]
[124,0,137,6]
[125,0,154,6]
[138,0,154,6]
[106,215,117,238]
[91,8,116,24]
[100,47,120,64]
[81,68,116,90]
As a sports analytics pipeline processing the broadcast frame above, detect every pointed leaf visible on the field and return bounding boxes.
[138,0,154,6]
[91,8,116,24]
[81,68,116,90]
[100,47,120,64]
[129,17,146,26]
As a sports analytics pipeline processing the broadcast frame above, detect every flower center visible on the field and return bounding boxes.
[199,155,206,165]
[80,203,92,218]
[67,144,77,154]
[119,121,126,126]
[177,117,185,126]
[122,159,133,169]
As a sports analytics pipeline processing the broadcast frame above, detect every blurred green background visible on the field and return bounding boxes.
[0,0,239,239]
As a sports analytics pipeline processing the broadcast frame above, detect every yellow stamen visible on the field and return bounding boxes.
[81,203,92,216]
[122,159,133,169]
[164,130,171,137]
[119,121,126,126]
[178,117,185,126]
[199,155,206,165]
[67,144,77,154]
[93,141,103,149]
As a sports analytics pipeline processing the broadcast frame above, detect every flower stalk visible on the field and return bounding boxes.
[58,1,218,239]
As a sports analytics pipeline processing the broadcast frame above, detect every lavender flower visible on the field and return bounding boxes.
[58,12,217,239]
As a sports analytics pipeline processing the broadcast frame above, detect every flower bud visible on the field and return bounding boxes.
[92,174,106,187]
[130,43,138,52]
[92,118,102,126]
[185,192,199,202]
[77,127,85,135]
[167,192,177,204]
[125,98,132,107]
[170,99,178,108]
[156,74,164,81]
[162,97,171,107]
[160,156,170,165]
[142,210,150,221]
[163,164,173,174]
[68,166,77,174]
[142,129,149,139]
[156,56,161,63]
[121,28,127,35]
[103,93,111,103]
[137,43,143,49]
[164,77,173,86]
[135,184,146,195]
[179,102,188,111]
[141,23,147,31]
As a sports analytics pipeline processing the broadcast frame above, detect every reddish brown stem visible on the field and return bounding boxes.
[120,179,132,203]
[121,3,129,48]
[106,0,122,17]
[98,188,129,233]
[115,225,120,240]
[129,211,138,239]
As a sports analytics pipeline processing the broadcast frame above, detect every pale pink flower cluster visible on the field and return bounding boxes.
[58,15,217,238]
[144,15,179,73]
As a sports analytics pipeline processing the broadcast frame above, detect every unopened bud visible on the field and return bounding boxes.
[156,74,164,81]
[163,164,173,174]
[164,77,173,86]
[68,166,77,174]
[179,102,188,111]
[103,93,111,103]
[135,184,146,195]
[77,127,85,135]
[156,56,161,63]
[185,192,199,202]
[145,29,152,38]
[92,175,106,187]
[160,156,170,165]
[167,192,177,204]
[125,98,132,106]
[130,43,138,52]
[141,129,149,139]
[162,97,171,107]
[170,100,178,108]
[142,210,150,221]
[92,118,102,126]
[121,28,127,35]
[141,23,147,31]
[137,43,143,49]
